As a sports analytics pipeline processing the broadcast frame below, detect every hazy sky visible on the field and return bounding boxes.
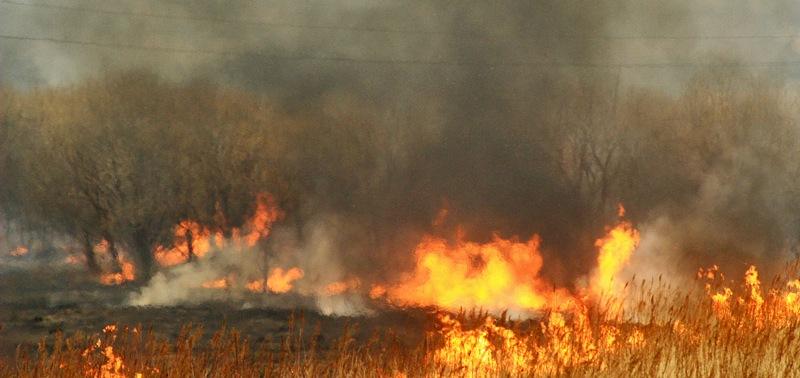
[1,0,799,91]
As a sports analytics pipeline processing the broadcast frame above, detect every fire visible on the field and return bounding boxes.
[700,264,800,329]
[697,264,722,280]
[241,193,282,246]
[245,279,266,293]
[10,245,28,256]
[384,206,642,314]
[323,278,361,296]
[386,233,574,313]
[201,277,229,289]
[741,265,764,309]
[710,287,733,315]
[785,279,800,314]
[155,220,222,267]
[154,193,282,267]
[588,212,640,299]
[95,240,136,285]
[81,324,139,378]
[430,305,648,377]
[65,254,83,265]
[259,267,304,293]
[99,259,135,285]
[369,284,387,299]
[432,313,505,376]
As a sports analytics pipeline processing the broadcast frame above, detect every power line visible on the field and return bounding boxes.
[3,0,800,41]
[4,32,800,69]
[0,0,460,37]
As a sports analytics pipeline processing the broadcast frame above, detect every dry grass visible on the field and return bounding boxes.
[5,273,800,377]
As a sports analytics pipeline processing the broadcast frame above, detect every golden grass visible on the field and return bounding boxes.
[6,273,800,377]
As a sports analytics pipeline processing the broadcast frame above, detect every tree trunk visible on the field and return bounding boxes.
[132,228,154,284]
[186,227,195,263]
[82,232,101,275]
[102,231,121,273]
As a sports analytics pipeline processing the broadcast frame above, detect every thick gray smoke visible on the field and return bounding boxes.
[3,0,800,311]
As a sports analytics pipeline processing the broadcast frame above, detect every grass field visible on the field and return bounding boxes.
[6,264,800,378]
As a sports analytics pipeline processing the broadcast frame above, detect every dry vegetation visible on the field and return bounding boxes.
[6,266,800,377]
[3,66,800,376]
[3,66,800,282]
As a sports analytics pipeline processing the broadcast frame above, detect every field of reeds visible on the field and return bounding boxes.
[5,265,800,378]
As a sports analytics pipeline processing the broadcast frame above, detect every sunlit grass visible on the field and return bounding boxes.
[7,268,800,377]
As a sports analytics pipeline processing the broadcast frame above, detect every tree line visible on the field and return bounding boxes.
[1,66,798,282]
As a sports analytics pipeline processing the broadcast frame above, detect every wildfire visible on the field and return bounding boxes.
[369,284,387,299]
[432,313,506,376]
[741,265,764,309]
[95,241,136,285]
[154,193,282,267]
[10,245,28,256]
[99,259,135,285]
[255,267,304,293]
[155,220,222,267]
[385,232,575,313]
[430,305,648,377]
[588,212,640,299]
[785,279,800,314]
[383,207,641,315]
[324,278,361,296]
[80,324,135,378]
[240,193,282,246]
[65,254,83,265]
[696,264,800,329]
[201,277,229,289]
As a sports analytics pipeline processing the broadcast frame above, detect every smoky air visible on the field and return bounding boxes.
[2,1,800,376]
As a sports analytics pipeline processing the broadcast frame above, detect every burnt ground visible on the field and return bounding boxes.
[0,265,431,360]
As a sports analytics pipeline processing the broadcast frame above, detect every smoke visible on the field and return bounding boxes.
[4,0,800,313]
[128,215,372,315]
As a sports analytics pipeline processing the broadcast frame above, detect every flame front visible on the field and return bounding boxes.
[386,233,575,313]
[201,277,229,289]
[10,245,28,257]
[588,216,640,299]
[154,193,282,267]
[430,306,646,377]
[260,267,304,293]
[384,207,640,314]
[324,278,361,296]
[96,241,136,285]
[155,220,222,267]
[80,324,140,378]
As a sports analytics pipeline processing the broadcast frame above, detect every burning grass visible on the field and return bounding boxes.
[7,265,800,377]
[7,208,800,376]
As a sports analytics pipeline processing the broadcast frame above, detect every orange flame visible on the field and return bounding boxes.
[324,278,361,296]
[241,193,283,247]
[81,325,135,378]
[263,267,304,293]
[698,264,800,329]
[10,245,28,257]
[386,233,574,312]
[201,277,229,289]
[369,284,387,299]
[382,205,640,314]
[785,279,800,314]
[432,313,504,376]
[588,213,640,299]
[154,193,282,267]
[429,305,646,376]
[99,259,135,285]
[155,220,222,267]
[65,254,83,265]
[96,241,136,285]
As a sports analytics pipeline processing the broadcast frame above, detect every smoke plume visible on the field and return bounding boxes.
[3,1,800,313]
